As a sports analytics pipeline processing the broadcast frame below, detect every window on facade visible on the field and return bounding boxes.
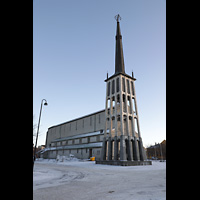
[131,81,134,95]
[112,80,115,94]
[122,77,125,92]
[107,82,110,96]
[107,99,110,114]
[112,96,115,114]
[117,78,119,92]
[123,94,126,112]
[127,79,130,94]
[99,114,100,123]
[117,94,120,104]
[132,97,136,114]
[134,118,138,133]
[127,96,130,106]
[113,99,115,109]
[127,96,131,113]
[90,117,92,126]
[112,116,115,130]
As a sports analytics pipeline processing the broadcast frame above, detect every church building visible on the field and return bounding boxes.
[42,15,150,165]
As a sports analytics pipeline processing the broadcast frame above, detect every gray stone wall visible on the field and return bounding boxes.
[46,110,105,148]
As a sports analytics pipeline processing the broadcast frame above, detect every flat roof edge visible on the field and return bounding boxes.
[48,109,105,129]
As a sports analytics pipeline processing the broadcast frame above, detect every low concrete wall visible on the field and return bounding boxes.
[96,160,152,166]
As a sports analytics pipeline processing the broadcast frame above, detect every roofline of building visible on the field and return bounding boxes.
[48,109,105,130]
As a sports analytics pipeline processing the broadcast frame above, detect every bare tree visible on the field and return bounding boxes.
[33,115,42,139]
[33,115,41,137]
[33,115,37,138]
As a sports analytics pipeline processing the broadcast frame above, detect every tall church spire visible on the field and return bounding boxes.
[97,14,151,166]
[115,14,125,74]
[105,14,136,83]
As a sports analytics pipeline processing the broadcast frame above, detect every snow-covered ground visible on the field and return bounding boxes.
[33,158,166,200]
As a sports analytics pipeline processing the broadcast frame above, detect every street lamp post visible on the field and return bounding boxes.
[33,99,48,169]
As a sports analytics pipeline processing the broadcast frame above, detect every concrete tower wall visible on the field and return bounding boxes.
[104,74,139,139]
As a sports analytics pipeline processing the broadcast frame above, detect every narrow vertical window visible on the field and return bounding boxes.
[112,97,115,115]
[117,94,120,104]
[134,118,138,133]
[107,99,110,115]
[122,77,125,92]
[112,80,115,94]
[112,116,115,129]
[107,82,110,96]
[117,78,119,92]
[132,97,136,114]
[127,79,130,94]
[127,96,131,114]
[90,117,92,126]
[123,94,126,112]
[131,81,134,95]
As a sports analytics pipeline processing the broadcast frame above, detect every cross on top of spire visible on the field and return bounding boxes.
[114,14,121,22]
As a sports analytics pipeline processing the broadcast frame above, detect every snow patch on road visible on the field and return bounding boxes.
[33,159,166,200]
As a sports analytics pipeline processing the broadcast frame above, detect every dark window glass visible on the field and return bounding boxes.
[122,78,125,92]
[112,80,115,94]
[117,78,119,92]
[127,79,130,94]
[107,82,110,96]
[131,81,134,95]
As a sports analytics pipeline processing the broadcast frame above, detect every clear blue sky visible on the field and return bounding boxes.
[33,0,166,147]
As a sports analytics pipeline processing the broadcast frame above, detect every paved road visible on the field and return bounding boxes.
[33,160,166,200]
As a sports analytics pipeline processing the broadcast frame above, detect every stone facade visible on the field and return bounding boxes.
[43,110,105,160]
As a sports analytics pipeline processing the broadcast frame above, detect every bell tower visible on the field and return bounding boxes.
[96,15,151,166]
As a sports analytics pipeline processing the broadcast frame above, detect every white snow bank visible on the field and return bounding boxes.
[35,158,165,172]
[33,160,166,200]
